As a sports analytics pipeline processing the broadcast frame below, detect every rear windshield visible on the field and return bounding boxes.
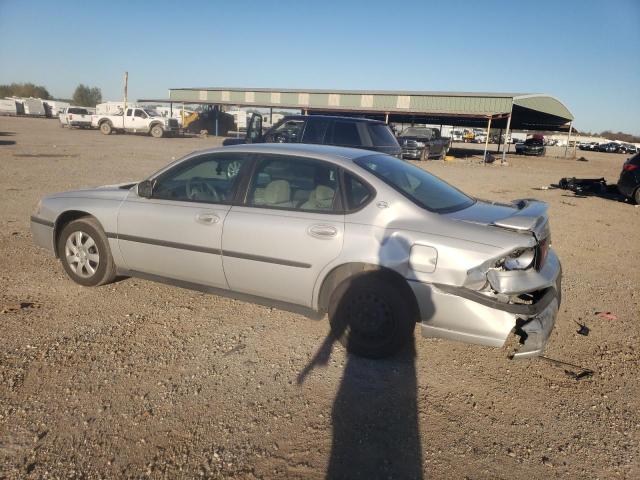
[525,138,543,145]
[629,153,640,165]
[368,124,399,146]
[68,108,88,114]
[354,154,474,213]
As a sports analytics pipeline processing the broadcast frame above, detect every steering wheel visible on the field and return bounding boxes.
[186,177,220,201]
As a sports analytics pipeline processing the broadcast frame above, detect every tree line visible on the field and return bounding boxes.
[0,82,102,107]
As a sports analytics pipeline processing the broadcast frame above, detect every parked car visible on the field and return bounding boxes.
[91,107,179,138]
[59,107,93,128]
[617,152,640,203]
[224,114,401,157]
[397,127,450,160]
[598,142,621,153]
[515,137,546,156]
[30,144,561,359]
[618,143,638,154]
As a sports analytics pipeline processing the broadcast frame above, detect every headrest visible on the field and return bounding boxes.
[265,180,290,204]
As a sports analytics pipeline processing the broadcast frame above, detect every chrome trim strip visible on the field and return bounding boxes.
[30,216,54,228]
[108,233,311,268]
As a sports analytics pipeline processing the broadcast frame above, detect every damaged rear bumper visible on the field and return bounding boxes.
[411,252,561,359]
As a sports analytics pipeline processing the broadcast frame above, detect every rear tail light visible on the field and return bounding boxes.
[623,163,638,172]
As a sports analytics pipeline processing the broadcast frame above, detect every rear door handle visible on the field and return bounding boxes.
[195,212,220,225]
[308,224,338,239]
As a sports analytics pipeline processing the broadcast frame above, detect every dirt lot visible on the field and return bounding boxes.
[1,116,638,479]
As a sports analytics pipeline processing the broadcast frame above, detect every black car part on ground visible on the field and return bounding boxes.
[558,177,607,195]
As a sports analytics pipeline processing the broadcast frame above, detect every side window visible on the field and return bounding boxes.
[134,109,146,118]
[267,119,305,143]
[126,109,133,116]
[331,121,362,146]
[152,153,249,203]
[247,155,339,212]
[302,118,330,144]
[344,172,373,211]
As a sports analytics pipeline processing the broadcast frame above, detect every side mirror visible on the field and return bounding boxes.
[137,180,154,198]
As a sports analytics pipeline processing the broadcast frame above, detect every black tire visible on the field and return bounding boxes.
[420,147,430,161]
[328,274,417,359]
[634,187,640,205]
[150,124,164,138]
[440,146,448,160]
[57,217,117,287]
[100,122,112,135]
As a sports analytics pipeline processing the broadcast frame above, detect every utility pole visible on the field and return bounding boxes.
[123,71,128,111]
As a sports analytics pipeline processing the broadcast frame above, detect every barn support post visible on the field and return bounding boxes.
[564,122,573,158]
[501,113,512,165]
[483,116,492,164]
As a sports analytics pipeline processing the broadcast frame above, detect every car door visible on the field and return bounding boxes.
[222,153,345,307]
[116,151,251,287]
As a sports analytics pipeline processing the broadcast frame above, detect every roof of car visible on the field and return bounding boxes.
[188,143,379,165]
[279,114,386,124]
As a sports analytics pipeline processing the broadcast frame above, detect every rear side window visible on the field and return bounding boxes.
[368,124,399,147]
[344,172,373,211]
[331,121,362,146]
[302,118,330,144]
[247,155,339,212]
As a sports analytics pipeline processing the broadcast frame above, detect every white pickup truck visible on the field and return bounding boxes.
[91,107,179,138]
[59,107,93,128]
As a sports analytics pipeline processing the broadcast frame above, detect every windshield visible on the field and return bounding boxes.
[368,124,399,146]
[144,109,160,117]
[399,127,433,137]
[355,154,474,213]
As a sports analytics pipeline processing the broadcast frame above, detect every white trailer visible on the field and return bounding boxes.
[0,98,18,116]
[44,100,70,116]
[96,101,138,115]
[22,98,47,116]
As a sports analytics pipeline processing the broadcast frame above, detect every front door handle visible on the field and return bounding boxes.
[195,212,220,225]
[308,224,338,239]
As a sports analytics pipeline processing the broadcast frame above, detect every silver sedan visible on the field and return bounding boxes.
[31,144,561,359]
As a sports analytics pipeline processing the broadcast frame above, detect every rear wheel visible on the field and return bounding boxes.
[328,274,416,358]
[150,124,164,138]
[57,217,117,287]
[99,122,112,135]
[634,187,640,205]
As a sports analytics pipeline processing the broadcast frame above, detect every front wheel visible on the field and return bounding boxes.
[57,217,117,287]
[150,124,164,138]
[329,275,416,358]
[420,147,430,161]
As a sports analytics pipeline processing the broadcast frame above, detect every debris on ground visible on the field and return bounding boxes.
[595,311,618,321]
[577,156,589,162]
[540,356,595,382]
[575,321,590,336]
[558,177,607,195]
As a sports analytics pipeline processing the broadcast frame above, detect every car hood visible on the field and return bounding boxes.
[47,182,136,200]
[444,199,549,239]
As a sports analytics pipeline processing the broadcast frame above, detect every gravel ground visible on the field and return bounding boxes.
[0,116,638,479]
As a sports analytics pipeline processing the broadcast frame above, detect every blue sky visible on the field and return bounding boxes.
[1,0,638,134]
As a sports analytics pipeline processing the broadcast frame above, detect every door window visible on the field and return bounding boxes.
[134,109,147,118]
[247,155,339,212]
[331,121,363,146]
[302,118,330,144]
[266,119,305,143]
[152,153,249,203]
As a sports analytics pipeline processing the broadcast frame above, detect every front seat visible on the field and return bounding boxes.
[300,185,335,211]
[263,179,292,207]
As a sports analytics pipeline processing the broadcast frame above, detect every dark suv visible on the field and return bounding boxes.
[617,153,640,203]
[224,114,401,156]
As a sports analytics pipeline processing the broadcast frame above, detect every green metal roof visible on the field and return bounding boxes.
[168,87,574,131]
